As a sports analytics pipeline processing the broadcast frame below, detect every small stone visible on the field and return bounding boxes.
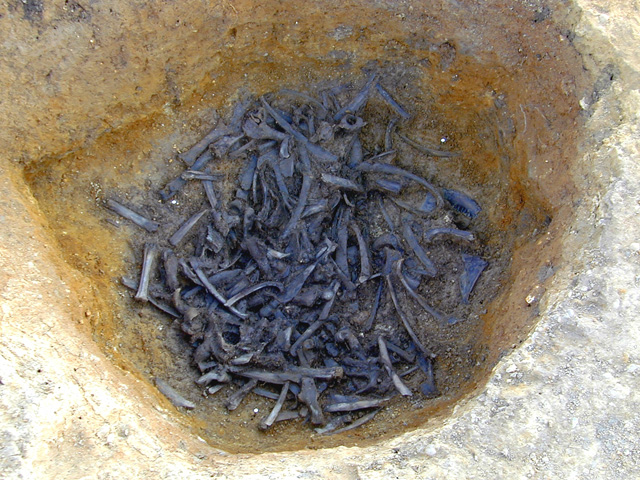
[525,285,546,305]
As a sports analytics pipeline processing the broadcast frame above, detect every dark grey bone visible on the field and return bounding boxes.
[376,83,412,120]
[357,160,443,207]
[328,409,379,435]
[378,336,412,396]
[224,281,283,307]
[347,135,363,168]
[333,73,377,122]
[423,227,475,242]
[320,173,364,193]
[385,117,399,151]
[169,209,209,246]
[397,132,459,158]
[135,243,159,302]
[402,217,437,277]
[260,97,338,162]
[363,278,384,332]
[243,116,288,141]
[289,318,324,357]
[180,170,225,181]
[259,381,290,430]
[194,267,249,319]
[375,178,402,195]
[324,396,392,412]
[395,258,459,326]
[121,276,180,319]
[161,149,213,200]
[350,222,371,283]
[155,378,196,409]
[314,413,353,435]
[163,249,180,292]
[196,368,231,385]
[299,377,325,425]
[178,123,229,166]
[228,366,344,384]
[386,274,436,359]
[225,379,258,411]
[106,199,159,233]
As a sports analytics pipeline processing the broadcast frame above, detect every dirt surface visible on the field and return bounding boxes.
[1,0,639,478]
[22,26,569,452]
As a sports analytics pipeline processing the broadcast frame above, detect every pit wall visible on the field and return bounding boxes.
[1,0,639,478]
[3,0,585,167]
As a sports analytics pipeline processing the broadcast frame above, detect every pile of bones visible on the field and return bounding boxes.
[109,73,488,435]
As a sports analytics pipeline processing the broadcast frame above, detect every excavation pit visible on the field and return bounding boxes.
[14,0,593,456]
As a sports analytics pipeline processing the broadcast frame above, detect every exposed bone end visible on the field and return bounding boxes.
[298,377,325,425]
[134,243,159,302]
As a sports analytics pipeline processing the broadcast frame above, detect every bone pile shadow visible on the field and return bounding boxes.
[112,73,488,435]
